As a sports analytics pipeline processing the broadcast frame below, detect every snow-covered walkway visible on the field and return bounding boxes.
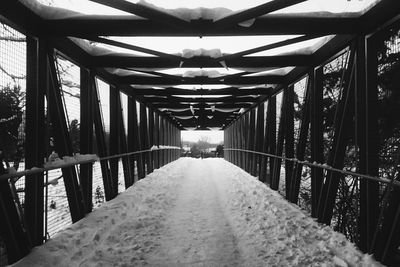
[14,158,381,267]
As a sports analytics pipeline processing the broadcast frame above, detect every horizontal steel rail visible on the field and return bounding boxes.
[224,148,400,187]
[0,146,181,182]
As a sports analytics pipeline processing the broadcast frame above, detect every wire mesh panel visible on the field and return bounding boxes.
[41,56,82,238]
[55,55,81,154]
[119,92,129,192]
[97,78,110,135]
[293,77,308,143]
[322,51,349,162]
[275,91,285,195]
[293,77,312,213]
[275,92,283,140]
[45,169,72,237]
[118,159,125,192]
[92,161,105,209]
[377,25,400,186]
[0,22,27,266]
[120,92,128,137]
[320,50,361,243]
[93,78,110,208]
[372,23,400,262]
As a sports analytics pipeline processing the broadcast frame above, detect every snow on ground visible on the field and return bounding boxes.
[13,158,381,267]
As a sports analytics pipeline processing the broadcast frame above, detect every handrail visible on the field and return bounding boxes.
[0,146,181,182]
[224,148,400,187]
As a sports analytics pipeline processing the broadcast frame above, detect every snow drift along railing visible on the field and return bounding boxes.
[0,146,181,182]
[224,148,400,187]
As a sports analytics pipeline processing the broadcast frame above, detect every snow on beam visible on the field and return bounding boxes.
[89,0,191,29]
[86,37,183,60]
[143,96,259,104]
[152,103,252,109]
[218,34,322,61]
[117,75,285,85]
[92,55,312,68]
[213,0,307,29]
[130,88,271,96]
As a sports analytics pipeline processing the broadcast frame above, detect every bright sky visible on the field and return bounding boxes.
[181,130,224,144]
[34,0,380,16]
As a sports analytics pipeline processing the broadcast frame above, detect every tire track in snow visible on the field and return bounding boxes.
[147,159,243,266]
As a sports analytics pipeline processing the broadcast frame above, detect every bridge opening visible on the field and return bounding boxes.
[1,0,400,266]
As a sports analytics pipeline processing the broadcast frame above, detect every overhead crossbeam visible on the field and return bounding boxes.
[152,103,252,109]
[87,37,183,60]
[165,110,240,116]
[218,34,322,61]
[43,16,359,36]
[89,0,191,29]
[142,96,260,104]
[117,75,284,85]
[213,0,307,29]
[93,55,312,68]
[129,87,272,96]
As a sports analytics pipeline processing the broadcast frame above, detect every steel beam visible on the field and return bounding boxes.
[118,91,134,188]
[317,46,356,224]
[310,67,324,217]
[109,85,120,196]
[289,74,312,204]
[92,78,113,201]
[356,36,380,253]
[47,51,85,222]
[0,179,31,264]
[266,98,276,185]
[271,91,286,191]
[24,37,45,245]
[128,96,141,182]
[284,85,295,198]
[80,68,94,213]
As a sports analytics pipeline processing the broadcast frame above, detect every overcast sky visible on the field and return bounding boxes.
[181,130,223,144]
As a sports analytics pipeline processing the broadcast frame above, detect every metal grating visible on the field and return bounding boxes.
[0,22,26,266]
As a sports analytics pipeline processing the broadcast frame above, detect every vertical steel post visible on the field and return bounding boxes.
[159,117,165,167]
[256,103,265,179]
[311,67,324,217]
[248,109,256,174]
[244,112,250,172]
[117,91,133,188]
[109,85,120,196]
[285,85,295,197]
[24,36,45,245]
[317,46,356,224]
[79,68,94,213]
[271,91,286,191]
[128,96,141,182]
[259,102,269,183]
[356,36,379,252]
[139,103,149,176]
[148,109,154,172]
[289,75,312,204]
[154,112,160,169]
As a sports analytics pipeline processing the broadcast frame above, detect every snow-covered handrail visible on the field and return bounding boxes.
[224,148,400,186]
[0,146,182,182]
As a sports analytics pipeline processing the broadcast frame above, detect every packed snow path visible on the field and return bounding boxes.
[148,160,242,266]
[14,158,381,267]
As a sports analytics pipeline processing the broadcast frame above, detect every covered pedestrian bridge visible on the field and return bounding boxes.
[1,0,400,266]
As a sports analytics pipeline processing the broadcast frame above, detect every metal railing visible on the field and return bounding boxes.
[0,145,181,266]
[224,148,400,186]
[0,146,181,182]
